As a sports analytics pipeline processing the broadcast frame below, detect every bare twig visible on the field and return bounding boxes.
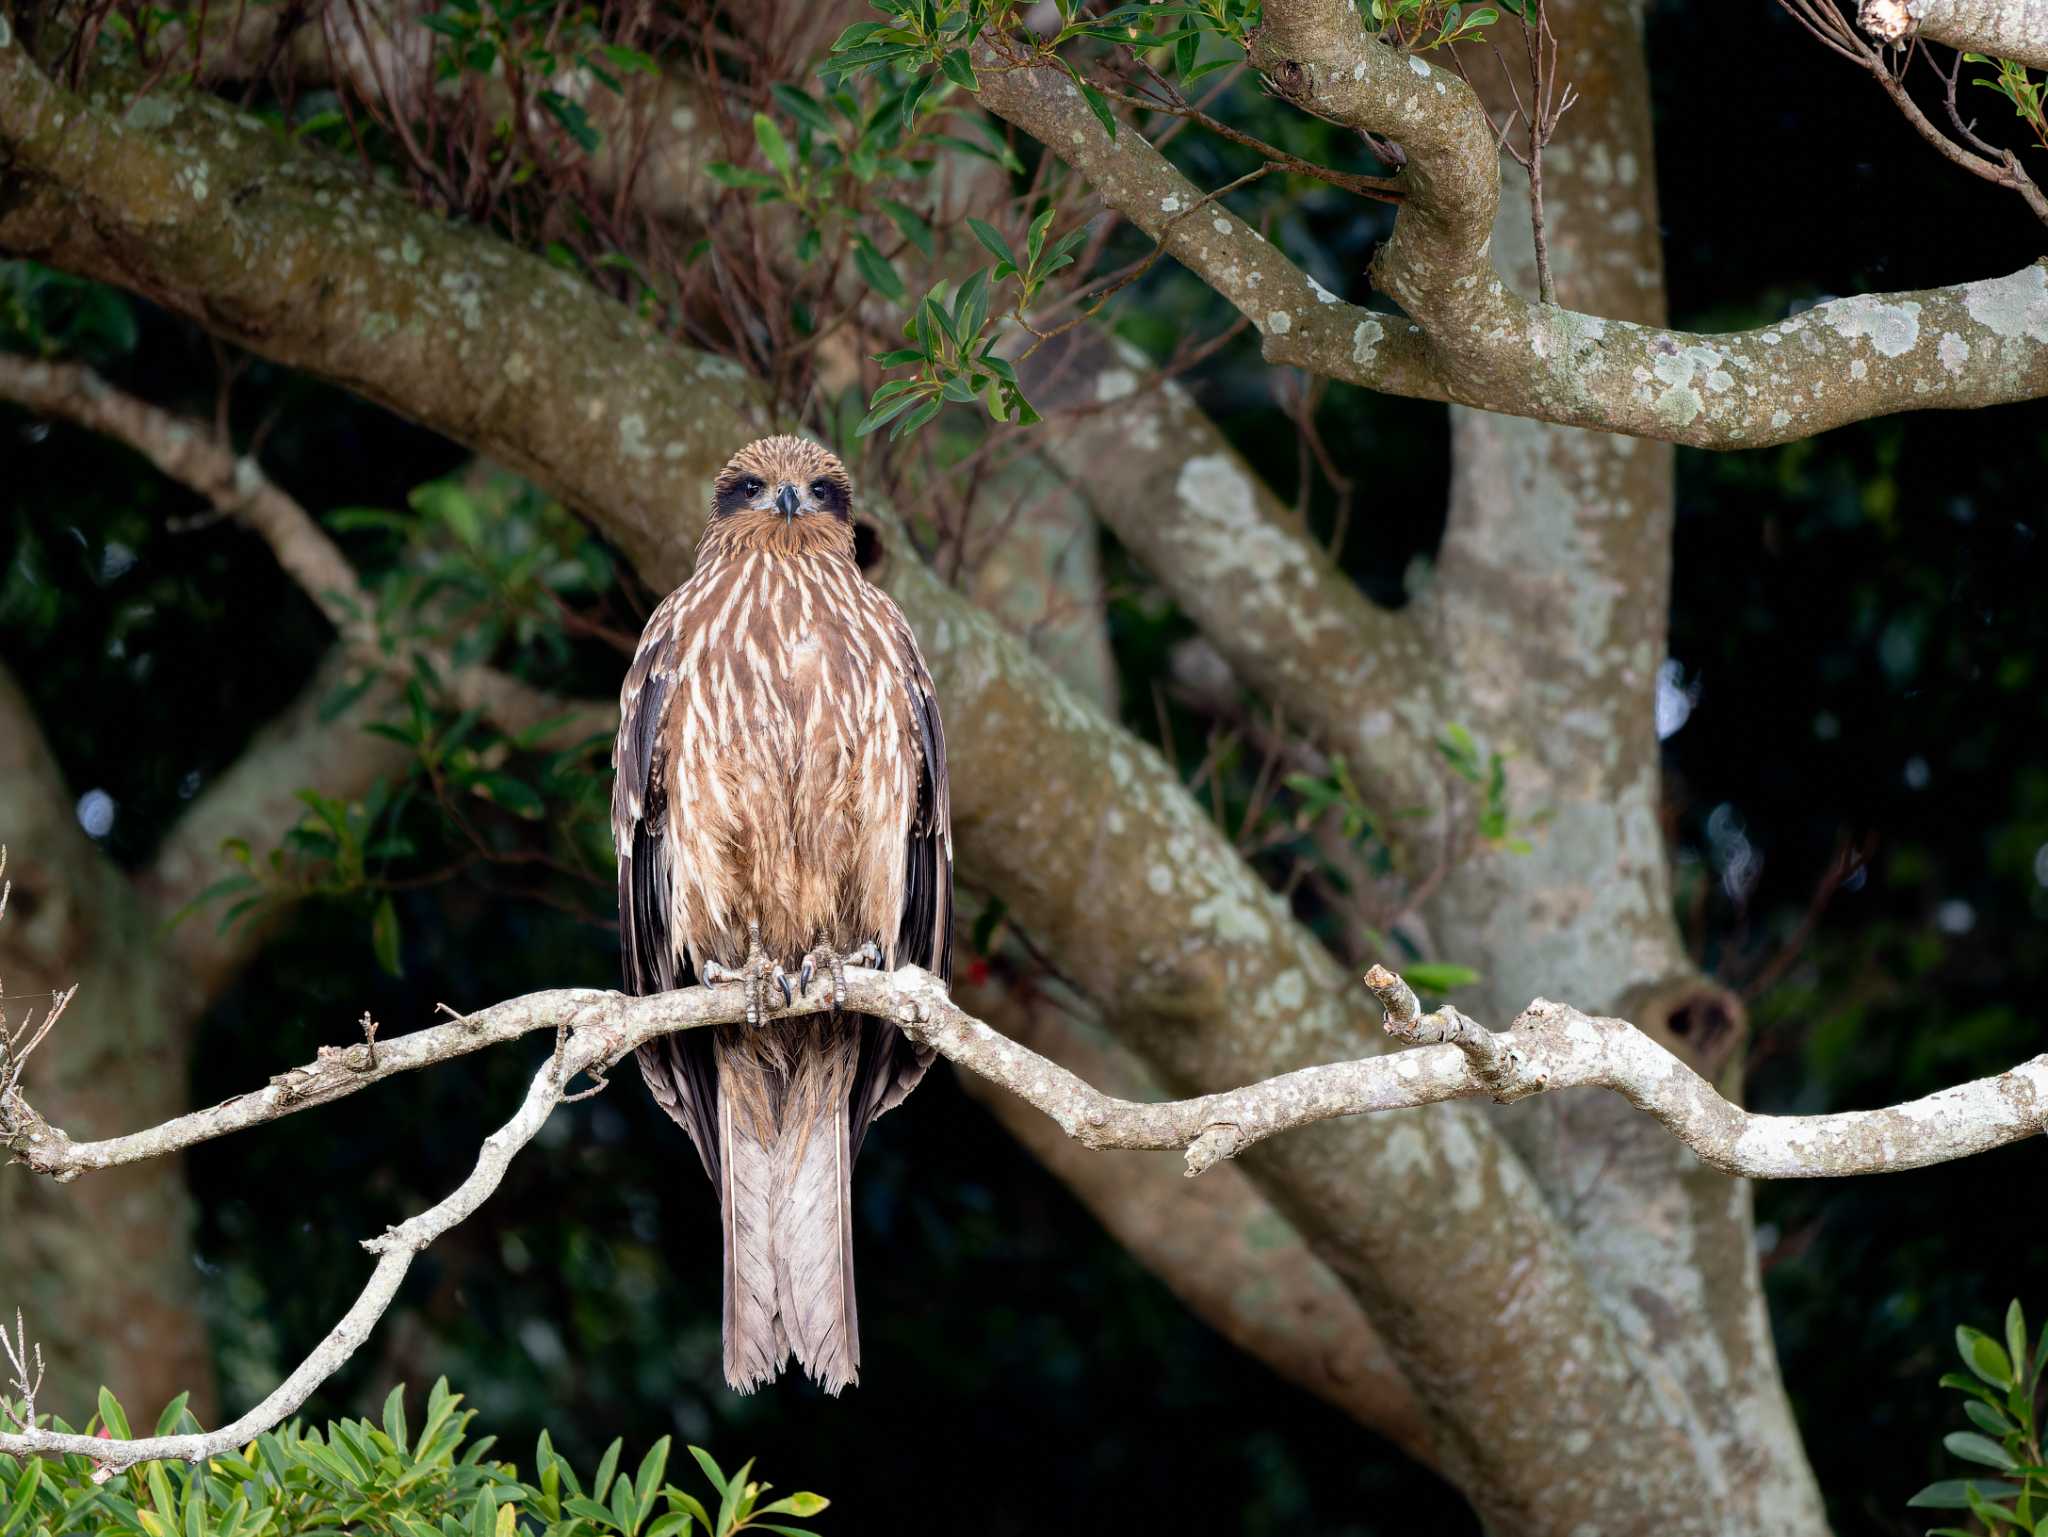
[0,847,80,1111]
[1,1310,44,1434]
[1783,0,2048,224]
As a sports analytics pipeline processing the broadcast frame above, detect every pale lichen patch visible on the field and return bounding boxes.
[1938,331,1970,375]
[1825,294,1922,357]
[1351,316,1385,367]
[1264,310,1292,335]
[1962,264,2048,342]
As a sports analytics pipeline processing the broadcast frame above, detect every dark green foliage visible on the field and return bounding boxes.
[1908,1303,2048,1535]
[0,1381,825,1537]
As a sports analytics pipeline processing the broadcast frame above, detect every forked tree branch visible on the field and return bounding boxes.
[969,8,2048,445]
[3,956,2044,1466]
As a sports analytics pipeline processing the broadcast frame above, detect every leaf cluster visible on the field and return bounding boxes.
[0,1381,826,1537]
[1365,0,1500,51]
[1910,1302,2048,1535]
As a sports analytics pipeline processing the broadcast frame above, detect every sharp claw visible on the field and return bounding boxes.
[798,957,815,998]
[777,970,794,1008]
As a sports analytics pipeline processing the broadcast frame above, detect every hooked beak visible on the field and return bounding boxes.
[775,483,801,521]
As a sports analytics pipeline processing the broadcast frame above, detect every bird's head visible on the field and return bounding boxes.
[703,435,855,560]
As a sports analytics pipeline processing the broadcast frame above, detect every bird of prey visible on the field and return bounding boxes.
[612,435,952,1395]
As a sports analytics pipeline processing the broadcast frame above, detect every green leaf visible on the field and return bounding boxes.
[1077,79,1117,139]
[643,1516,695,1537]
[965,217,1018,271]
[1967,1400,2018,1437]
[1403,963,1480,993]
[891,396,944,440]
[880,200,935,259]
[631,1438,671,1534]
[855,388,929,438]
[660,1487,714,1531]
[566,1497,620,1528]
[769,86,834,136]
[753,112,793,177]
[382,1385,409,1456]
[152,1392,192,1438]
[705,163,780,191]
[2006,1300,2029,1385]
[754,1492,829,1518]
[594,1437,625,1504]
[1946,1432,2019,1470]
[852,237,907,303]
[685,1447,727,1499]
[940,48,979,90]
[1941,1372,2007,1407]
[714,1458,753,1537]
[829,21,894,51]
[1961,1327,2017,1389]
[1910,1480,2028,1509]
[371,895,403,977]
[96,1387,132,1440]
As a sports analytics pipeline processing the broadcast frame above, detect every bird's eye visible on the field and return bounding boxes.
[741,476,765,497]
[810,480,831,498]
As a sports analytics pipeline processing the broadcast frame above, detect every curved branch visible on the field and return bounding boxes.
[969,18,2048,446]
[3,952,2037,1465]
[7,963,2041,1194]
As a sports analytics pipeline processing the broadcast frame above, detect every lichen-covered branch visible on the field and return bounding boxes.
[1861,0,2048,69]
[0,36,765,592]
[1,957,2039,1466]
[9,961,2040,1207]
[969,17,2048,446]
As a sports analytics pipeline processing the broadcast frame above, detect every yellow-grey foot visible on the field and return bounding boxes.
[797,937,884,1009]
[703,920,793,1027]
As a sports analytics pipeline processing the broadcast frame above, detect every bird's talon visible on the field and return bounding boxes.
[798,936,878,1011]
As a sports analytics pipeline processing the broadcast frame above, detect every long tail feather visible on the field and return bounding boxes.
[772,1019,862,1395]
[716,1038,786,1392]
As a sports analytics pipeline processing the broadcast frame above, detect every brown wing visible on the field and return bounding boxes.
[848,616,951,1155]
[613,593,722,1181]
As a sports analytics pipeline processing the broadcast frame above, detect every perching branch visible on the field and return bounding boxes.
[2,929,2041,1465]
[6,951,2044,1224]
